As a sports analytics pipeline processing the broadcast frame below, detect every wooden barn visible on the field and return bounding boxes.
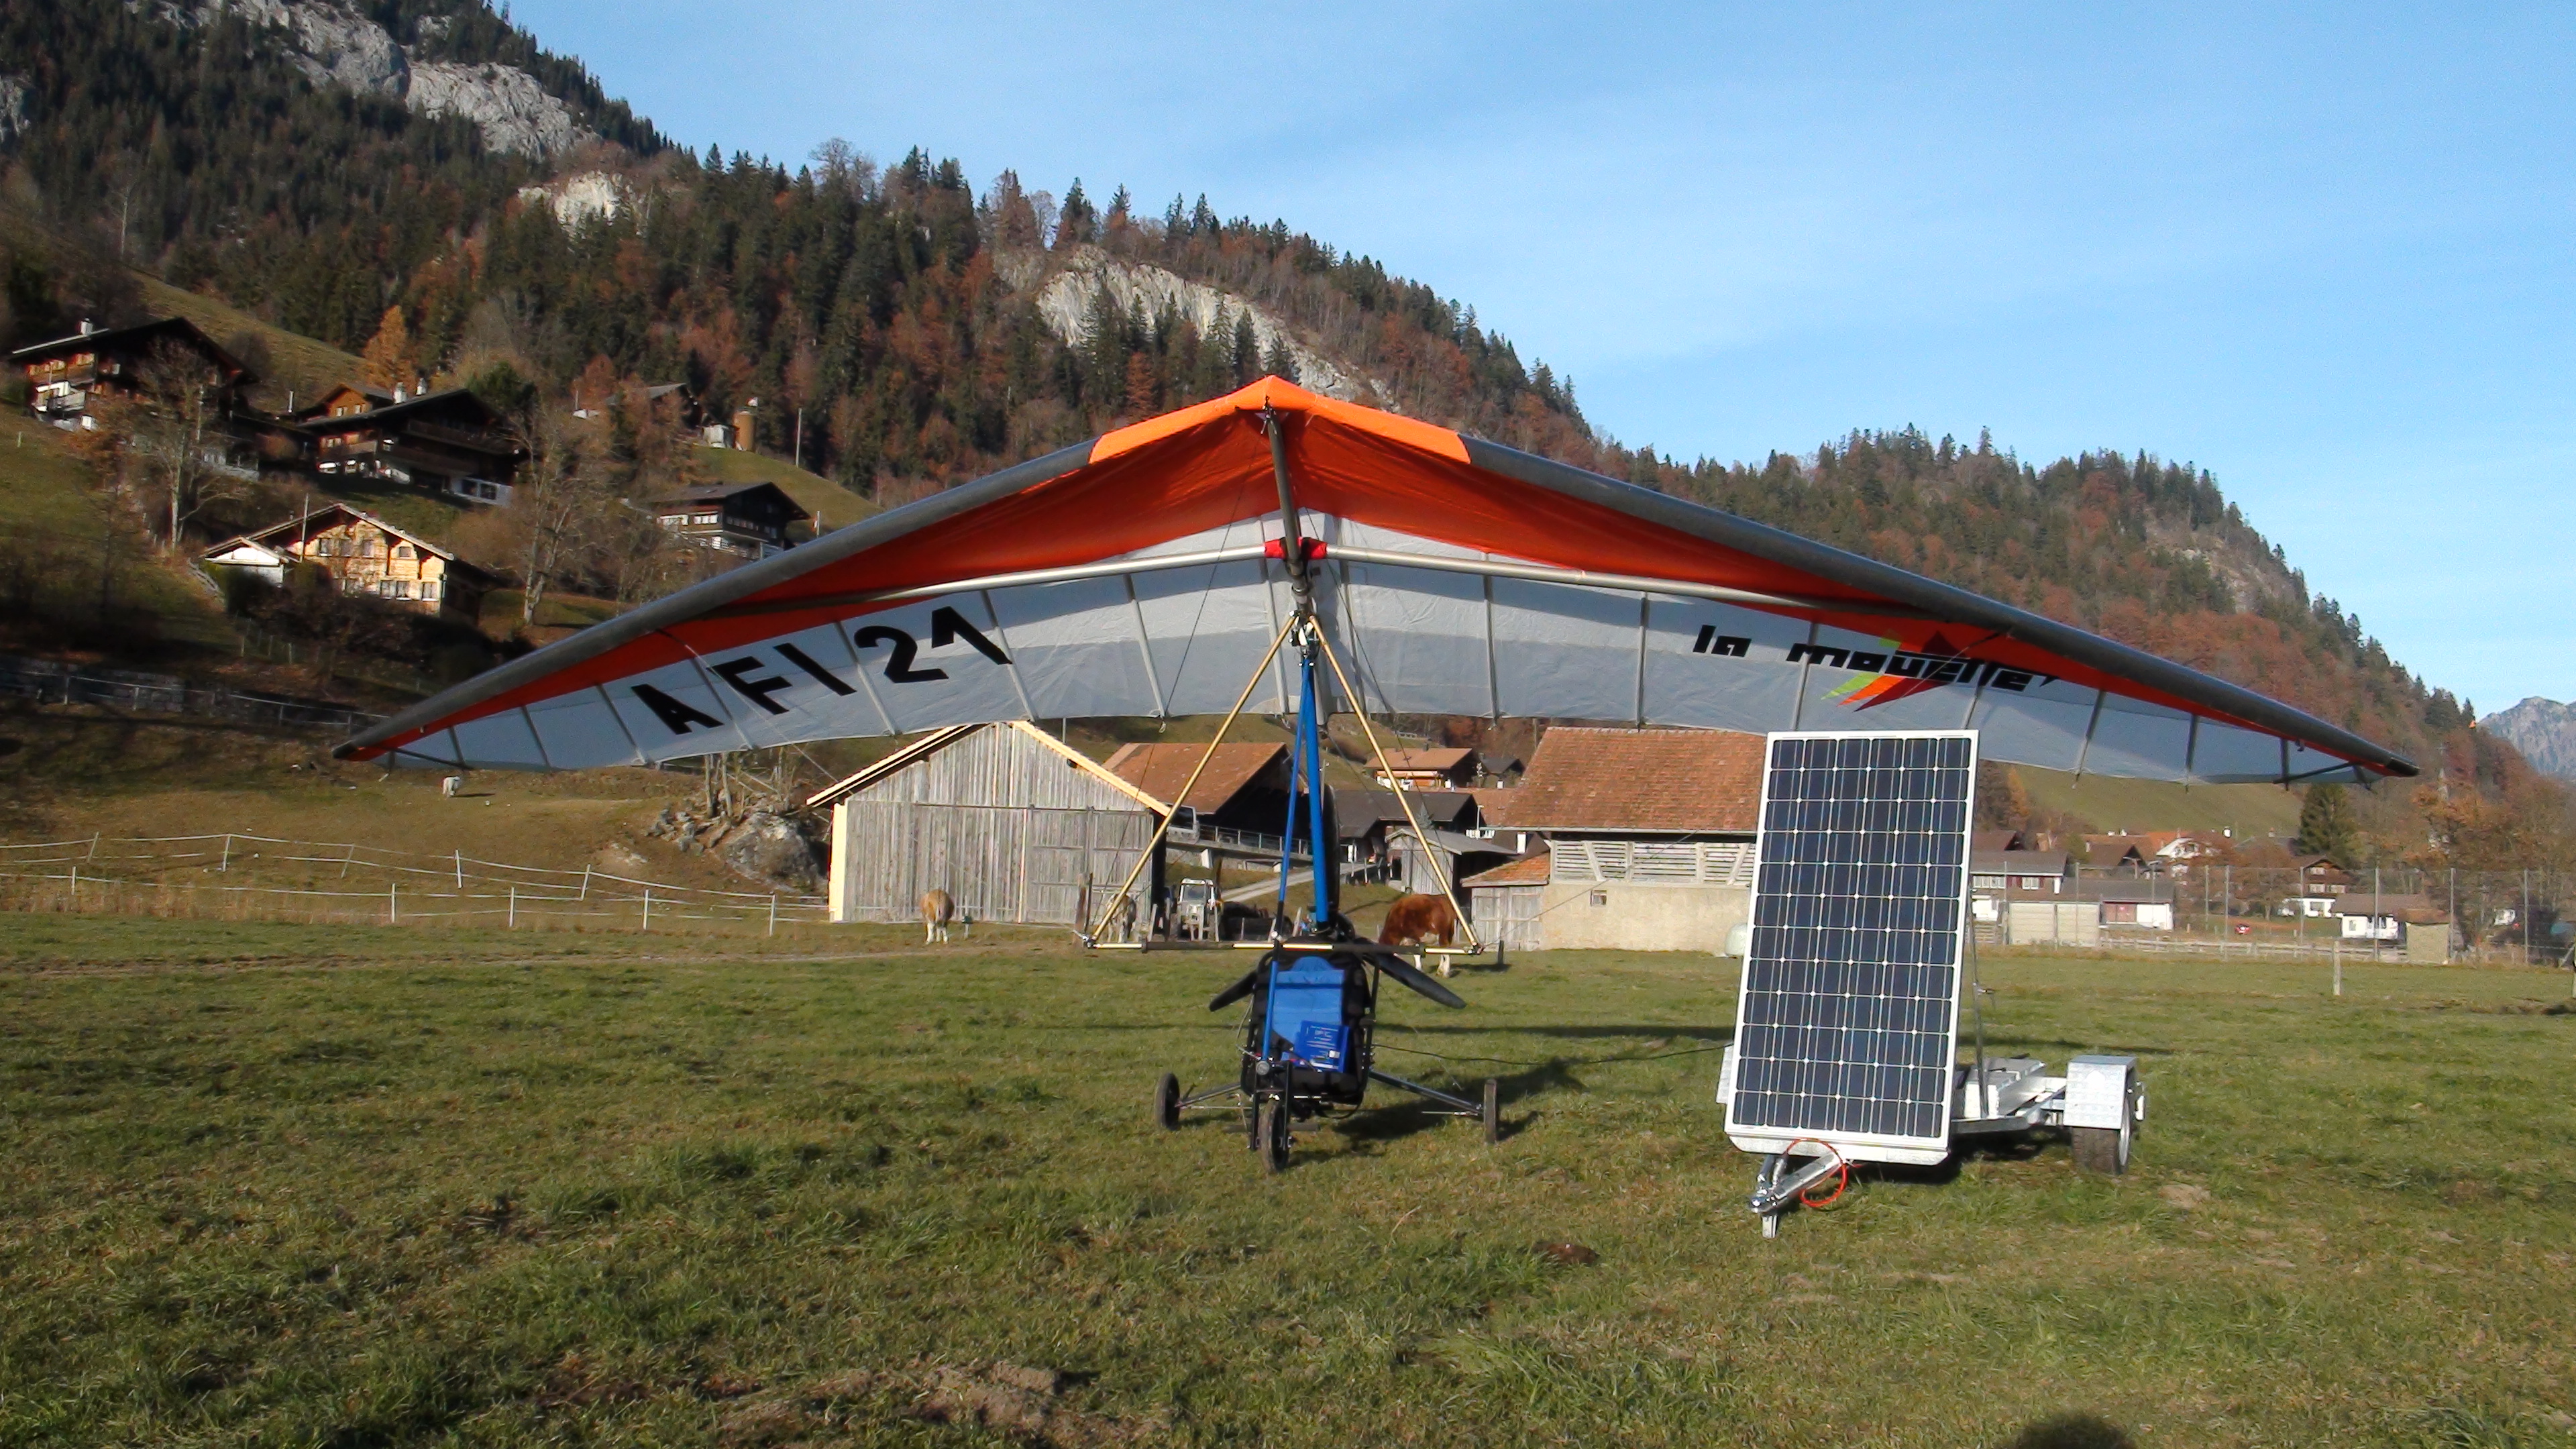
[810,720,1165,929]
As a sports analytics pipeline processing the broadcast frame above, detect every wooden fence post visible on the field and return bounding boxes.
[508,885,517,930]
[641,888,651,932]
[388,881,398,925]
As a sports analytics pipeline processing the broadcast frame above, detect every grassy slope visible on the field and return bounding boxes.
[0,924,2566,1445]
[0,422,235,651]
[0,704,767,898]
[689,444,879,537]
[2017,765,2305,841]
[132,275,366,413]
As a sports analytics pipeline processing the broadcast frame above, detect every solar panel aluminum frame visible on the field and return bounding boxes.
[1725,729,1978,1167]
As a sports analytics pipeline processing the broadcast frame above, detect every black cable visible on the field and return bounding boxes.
[1371,1038,1729,1069]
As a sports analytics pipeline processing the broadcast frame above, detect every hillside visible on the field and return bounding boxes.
[1,0,2568,870]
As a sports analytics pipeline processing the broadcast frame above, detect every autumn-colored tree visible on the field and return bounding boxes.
[359,305,415,391]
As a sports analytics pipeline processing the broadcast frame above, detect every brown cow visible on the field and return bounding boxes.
[922,889,956,944]
[1379,893,1460,967]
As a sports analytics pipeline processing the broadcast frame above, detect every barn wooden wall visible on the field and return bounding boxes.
[828,725,1158,927]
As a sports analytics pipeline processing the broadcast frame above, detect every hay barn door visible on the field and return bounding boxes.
[1024,810,1093,925]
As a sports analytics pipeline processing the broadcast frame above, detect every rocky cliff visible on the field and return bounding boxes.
[2481,697,2576,783]
[166,0,592,158]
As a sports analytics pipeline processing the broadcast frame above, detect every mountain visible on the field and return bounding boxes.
[1,0,2567,867]
[2481,698,2576,784]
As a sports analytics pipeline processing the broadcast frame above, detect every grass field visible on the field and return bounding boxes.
[1,920,2569,1447]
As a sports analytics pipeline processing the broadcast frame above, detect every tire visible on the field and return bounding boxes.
[1152,1072,1181,1131]
[1256,1096,1291,1174]
[1481,1077,1502,1143]
[2070,1071,2137,1175]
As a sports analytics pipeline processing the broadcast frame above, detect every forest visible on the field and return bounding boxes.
[0,0,2565,871]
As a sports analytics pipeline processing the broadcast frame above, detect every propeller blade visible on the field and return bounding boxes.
[1208,965,1263,1012]
[1377,955,1466,1009]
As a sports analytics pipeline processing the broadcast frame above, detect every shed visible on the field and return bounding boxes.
[811,720,1163,929]
[1462,849,1550,955]
[1497,726,1764,952]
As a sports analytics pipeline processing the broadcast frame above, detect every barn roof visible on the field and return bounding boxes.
[1462,849,1551,888]
[1102,741,1287,814]
[1505,727,1764,834]
[1377,747,1473,773]
[806,720,1161,812]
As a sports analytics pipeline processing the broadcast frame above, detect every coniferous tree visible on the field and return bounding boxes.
[2299,784,2361,865]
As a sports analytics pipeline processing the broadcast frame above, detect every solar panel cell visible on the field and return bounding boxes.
[1726,731,1977,1164]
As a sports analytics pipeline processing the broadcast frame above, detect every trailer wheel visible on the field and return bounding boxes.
[2070,1068,2137,1175]
[1256,1097,1291,1173]
[1481,1077,1502,1143]
[1152,1072,1181,1131]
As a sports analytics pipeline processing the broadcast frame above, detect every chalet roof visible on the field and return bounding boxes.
[303,386,508,435]
[1972,829,2026,853]
[1377,747,1474,773]
[1104,741,1287,814]
[2084,834,2155,861]
[1462,849,1552,888]
[203,502,497,583]
[2333,893,2447,921]
[649,482,812,521]
[1505,727,1763,834]
[1332,788,1478,837]
[9,315,258,382]
[1973,849,2074,875]
[806,720,1160,812]
[1468,787,1518,825]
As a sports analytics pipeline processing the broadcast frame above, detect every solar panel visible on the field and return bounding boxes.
[1725,731,1976,1165]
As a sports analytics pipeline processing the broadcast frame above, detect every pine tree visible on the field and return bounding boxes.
[2298,784,2359,865]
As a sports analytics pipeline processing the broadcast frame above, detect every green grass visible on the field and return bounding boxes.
[690,445,881,537]
[2017,766,2304,842]
[1,922,2570,1446]
[133,276,366,414]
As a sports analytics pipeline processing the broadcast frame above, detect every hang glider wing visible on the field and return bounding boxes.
[337,378,2417,786]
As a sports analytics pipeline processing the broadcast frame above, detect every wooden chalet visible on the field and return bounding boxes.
[1373,747,1478,790]
[11,316,256,431]
[649,482,810,559]
[810,720,1163,928]
[302,386,524,504]
[200,502,494,622]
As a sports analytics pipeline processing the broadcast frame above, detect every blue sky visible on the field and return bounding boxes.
[513,1,2574,712]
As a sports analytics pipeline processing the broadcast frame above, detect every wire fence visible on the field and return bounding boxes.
[0,656,383,733]
[0,831,830,936]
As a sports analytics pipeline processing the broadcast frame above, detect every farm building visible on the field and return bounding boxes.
[1462,849,1551,954]
[812,721,1163,929]
[1460,727,1764,953]
[199,502,495,622]
[1373,747,1477,790]
[12,315,258,431]
[299,386,524,503]
[1104,741,1293,866]
[1972,848,2075,894]
[1333,787,1479,872]
[649,481,812,559]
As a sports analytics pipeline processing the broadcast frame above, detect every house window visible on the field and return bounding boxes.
[391,580,412,599]
[360,537,382,558]
[695,512,718,525]
[392,543,415,560]
[421,579,440,601]
[1589,890,1609,907]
